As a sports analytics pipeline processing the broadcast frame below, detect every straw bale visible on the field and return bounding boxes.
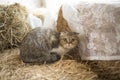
[0,48,98,80]
[0,3,31,51]
[87,61,120,80]
[0,48,120,80]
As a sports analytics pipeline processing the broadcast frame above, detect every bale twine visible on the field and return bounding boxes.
[0,3,31,51]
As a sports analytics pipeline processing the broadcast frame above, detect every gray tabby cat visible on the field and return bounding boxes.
[20,27,79,64]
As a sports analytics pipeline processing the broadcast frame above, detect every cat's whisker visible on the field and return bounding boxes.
[57,55,63,63]
[60,55,64,61]
[65,54,73,59]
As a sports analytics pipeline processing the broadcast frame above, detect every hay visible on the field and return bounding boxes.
[0,48,98,80]
[0,48,120,80]
[87,61,120,80]
[0,3,31,51]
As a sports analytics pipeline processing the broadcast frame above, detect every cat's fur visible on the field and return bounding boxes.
[51,32,79,56]
[20,27,79,64]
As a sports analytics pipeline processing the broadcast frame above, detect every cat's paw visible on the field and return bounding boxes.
[50,52,61,62]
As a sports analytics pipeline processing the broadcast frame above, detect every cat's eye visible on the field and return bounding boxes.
[72,39,75,42]
[63,38,66,41]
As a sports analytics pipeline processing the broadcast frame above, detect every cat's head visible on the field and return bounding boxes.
[59,32,79,50]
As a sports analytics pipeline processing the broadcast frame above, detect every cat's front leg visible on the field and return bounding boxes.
[47,52,61,63]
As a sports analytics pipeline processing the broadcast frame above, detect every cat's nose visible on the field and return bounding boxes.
[67,44,72,47]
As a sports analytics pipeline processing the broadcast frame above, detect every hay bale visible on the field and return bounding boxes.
[0,3,31,51]
[0,48,98,80]
[0,48,120,80]
[87,61,120,80]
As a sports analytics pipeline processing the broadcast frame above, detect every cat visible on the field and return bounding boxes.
[51,31,79,57]
[20,27,79,64]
